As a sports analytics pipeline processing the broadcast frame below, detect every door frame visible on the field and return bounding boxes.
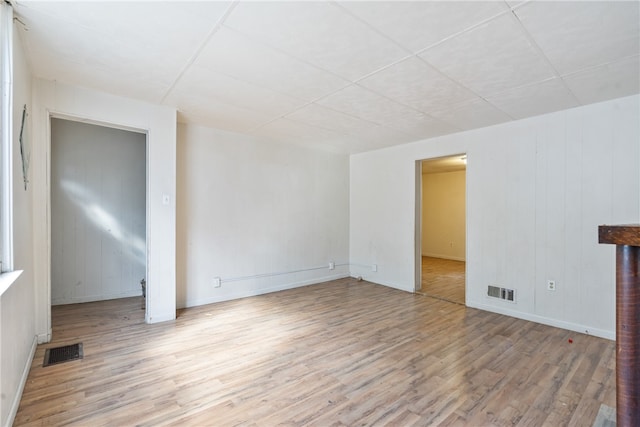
[46,112,149,335]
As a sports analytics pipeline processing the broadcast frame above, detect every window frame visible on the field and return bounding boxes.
[0,1,14,274]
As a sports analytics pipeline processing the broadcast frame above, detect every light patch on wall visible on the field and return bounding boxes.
[60,179,146,265]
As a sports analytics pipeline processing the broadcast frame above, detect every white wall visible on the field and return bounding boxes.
[351,95,640,340]
[1,21,36,427]
[50,119,146,305]
[32,79,177,336]
[422,170,466,261]
[176,123,349,308]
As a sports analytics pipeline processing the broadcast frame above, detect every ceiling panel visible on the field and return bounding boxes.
[16,2,232,103]
[223,1,409,81]
[13,1,640,154]
[419,13,555,97]
[486,78,579,120]
[23,43,171,103]
[175,97,276,134]
[18,13,175,101]
[169,65,306,119]
[337,1,508,53]
[358,57,479,115]
[348,125,418,151]
[382,110,460,139]
[252,118,358,153]
[261,111,417,153]
[16,1,232,44]
[285,104,378,137]
[563,55,640,105]
[317,84,426,128]
[196,27,350,102]
[430,98,512,131]
[514,1,640,76]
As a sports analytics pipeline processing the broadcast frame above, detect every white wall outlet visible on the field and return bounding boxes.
[547,280,556,291]
[372,264,378,272]
[213,277,221,288]
[329,262,335,270]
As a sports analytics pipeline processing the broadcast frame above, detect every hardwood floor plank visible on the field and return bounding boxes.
[419,256,465,304]
[15,278,614,426]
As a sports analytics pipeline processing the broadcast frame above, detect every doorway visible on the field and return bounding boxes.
[416,154,466,305]
[50,118,147,309]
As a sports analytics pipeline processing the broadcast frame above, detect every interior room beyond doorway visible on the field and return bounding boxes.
[419,155,466,305]
[50,118,147,308]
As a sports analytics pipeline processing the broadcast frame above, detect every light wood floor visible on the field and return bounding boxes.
[15,278,614,426]
[419,256,466,305]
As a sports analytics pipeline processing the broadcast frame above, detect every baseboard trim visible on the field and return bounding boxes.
[351,275,414,293]
[37,329,51,344]
[180,273,350,309]
[421,253,466,262]
[467,300,614,341]
[52,290,142,306]
[5,335,38,427]
[146,311,176,324]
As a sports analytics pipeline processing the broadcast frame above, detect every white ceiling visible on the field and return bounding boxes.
[13,1,640,154]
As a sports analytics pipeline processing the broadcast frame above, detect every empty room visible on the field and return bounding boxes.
[1,1,639,426]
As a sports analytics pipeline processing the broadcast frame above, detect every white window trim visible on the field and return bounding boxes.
[0,269,21,297]
[1,1,14,274]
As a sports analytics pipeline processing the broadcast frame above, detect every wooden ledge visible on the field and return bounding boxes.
[599,224,640,246]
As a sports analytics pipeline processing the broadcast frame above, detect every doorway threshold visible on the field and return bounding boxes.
[415,291,465,306]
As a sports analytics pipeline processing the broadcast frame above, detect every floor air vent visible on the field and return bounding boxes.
[487,285,516,303]
[43,343,83,367]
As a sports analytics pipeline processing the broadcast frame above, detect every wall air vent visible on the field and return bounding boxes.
[487,285,516,303]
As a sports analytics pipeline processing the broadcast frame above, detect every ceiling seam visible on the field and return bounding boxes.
[259,47,640,130]
[219,25,353,86]
[410,56,516,121]
[414,8,511,57]
[323,2,518,124]
[218,26,428,134]
[246,82,443,142]
[328,0,414,56]
[323,0,516,129]
[223,2,505,136]
[466,52,640,112]
[506,6,582,106]
[559,53,640,79]
[404,4,521,122]
[159,0,239,105]
[326,0,513,118]
[250,80,464,141]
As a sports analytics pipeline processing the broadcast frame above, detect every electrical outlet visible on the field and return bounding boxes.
[329,262,335,270]
[372,264,378,272]
[213,277,221,288]
[547,280,556,291]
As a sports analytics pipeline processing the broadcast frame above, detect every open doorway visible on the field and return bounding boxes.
[50,118,147,313]
[416,154,466,305]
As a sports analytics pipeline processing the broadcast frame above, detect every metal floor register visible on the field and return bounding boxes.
[43,343,83,367]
